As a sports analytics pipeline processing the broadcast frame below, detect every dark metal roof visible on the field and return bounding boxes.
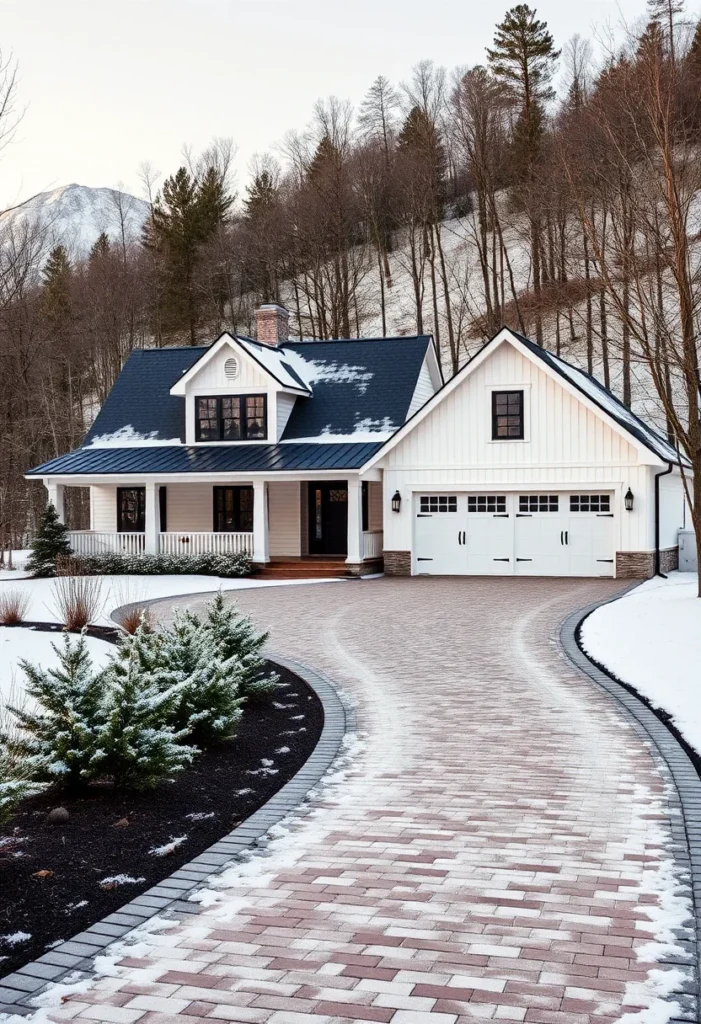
[27,442,384,477]
[280,337,432,440]
[511,330,681,463]
[84,347,208,445]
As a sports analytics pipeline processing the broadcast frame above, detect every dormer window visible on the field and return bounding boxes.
[195,395,267,442]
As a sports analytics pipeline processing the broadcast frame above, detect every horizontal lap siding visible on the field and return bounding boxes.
[268,481,301,556]
[91,486,116,531]
[368,480,383,532]
[165,484,213,532]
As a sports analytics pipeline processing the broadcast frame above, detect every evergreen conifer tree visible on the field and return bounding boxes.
[0,747,46,823]
[26,502,72,577]
[201,592,278,701]
[97,647,197,791]
[159,608,246,742]
[7,633,106,789]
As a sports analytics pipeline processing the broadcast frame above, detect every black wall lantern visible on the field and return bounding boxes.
[624,487,634,511]
[391,490,402,513]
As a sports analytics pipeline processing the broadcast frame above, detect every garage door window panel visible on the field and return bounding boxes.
[492,390,524,439]
[468,495,507,513]
[570,494,611,513]
[420,495,458,513]
[519,495,559,513]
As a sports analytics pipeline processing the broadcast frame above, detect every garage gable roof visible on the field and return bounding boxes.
[362,327,682,470]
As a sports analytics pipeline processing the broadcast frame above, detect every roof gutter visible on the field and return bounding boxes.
[654,463,675,578]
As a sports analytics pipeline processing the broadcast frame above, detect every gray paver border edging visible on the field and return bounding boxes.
[560,589,700,1024]
[0,651,352,1018]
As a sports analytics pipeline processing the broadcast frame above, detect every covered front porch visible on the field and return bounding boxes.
[47,475,384,572]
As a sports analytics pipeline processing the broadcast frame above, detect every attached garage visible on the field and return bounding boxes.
[414,492,615,577]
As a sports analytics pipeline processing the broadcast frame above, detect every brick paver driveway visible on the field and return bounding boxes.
[57,577,690,1024]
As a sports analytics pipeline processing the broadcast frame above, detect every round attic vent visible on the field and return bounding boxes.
[224,357,239,382]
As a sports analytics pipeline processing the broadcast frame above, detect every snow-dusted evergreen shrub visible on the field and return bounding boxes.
[7,633,107,789]
[78,552,253,578]
[0,748,46,822]
[26,502,72,578]
[158,610,246,744]
[200,591,278,701]
[96,646,197,791]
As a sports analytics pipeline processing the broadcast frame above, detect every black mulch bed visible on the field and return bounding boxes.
[0,662,323,978]
[0,621,122,643]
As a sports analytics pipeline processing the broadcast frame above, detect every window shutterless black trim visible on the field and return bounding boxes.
[491,389,524,440]
[117,487,145,533]
[195,394,268,442]
[213,486,255,532]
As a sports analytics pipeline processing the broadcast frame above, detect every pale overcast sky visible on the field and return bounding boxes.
[1,0,648,208]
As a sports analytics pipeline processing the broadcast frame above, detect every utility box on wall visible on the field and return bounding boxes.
[679,530,698,572]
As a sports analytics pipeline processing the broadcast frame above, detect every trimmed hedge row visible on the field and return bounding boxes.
[59,551,254,578]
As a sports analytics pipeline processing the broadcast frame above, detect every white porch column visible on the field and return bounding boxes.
[346,476,363,567]
[253,480,270,564]
[144,481,159,555]
[46,481,65,524]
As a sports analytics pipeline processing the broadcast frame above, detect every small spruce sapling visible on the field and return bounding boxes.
[159,609,245,743]
[97,647,197,791]
[26,502,72,578]
[201,592,278,701]
[7,633,106,788]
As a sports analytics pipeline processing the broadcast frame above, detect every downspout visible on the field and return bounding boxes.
[654,463,674,578]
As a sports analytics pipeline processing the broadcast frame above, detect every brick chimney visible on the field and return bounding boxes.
[255,304,289,346]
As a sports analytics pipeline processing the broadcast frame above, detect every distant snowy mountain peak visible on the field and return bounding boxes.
[0,184,150,259]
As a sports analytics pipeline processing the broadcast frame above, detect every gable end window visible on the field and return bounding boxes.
[492,390,524,440]
[196,395,267,441]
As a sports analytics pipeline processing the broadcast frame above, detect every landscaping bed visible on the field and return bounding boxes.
[0,661,323,977]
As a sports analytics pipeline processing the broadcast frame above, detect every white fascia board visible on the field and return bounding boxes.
[29,470,364,485]
[361,328,666,472]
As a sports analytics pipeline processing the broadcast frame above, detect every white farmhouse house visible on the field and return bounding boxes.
[28,306,690,580]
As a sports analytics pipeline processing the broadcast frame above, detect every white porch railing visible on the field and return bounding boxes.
[362,531,384,560]
[68,531,146,557]
[159,532,254,556]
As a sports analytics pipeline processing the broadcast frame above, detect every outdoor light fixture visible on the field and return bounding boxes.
[391,490,402,513]
[624,487,634,511]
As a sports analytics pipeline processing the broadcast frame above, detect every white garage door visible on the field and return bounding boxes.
[414,492,614,577]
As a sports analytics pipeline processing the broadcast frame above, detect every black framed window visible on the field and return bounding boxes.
[196,395,267,442]
[213,486,254,532]
[419,495,458,513]
[519,495,559,513]
[117,487,145,532]
[492,390,524,440]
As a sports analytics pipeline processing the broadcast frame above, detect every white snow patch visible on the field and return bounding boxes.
[185,811,215,821]
[582,573,701,755]
[283,416,395,443]
[279,348,374,393]
[0,932,30,947]
[149,835,188,857]
[275,746,290,754]
[87,425,181,448]
[99,874,145,887]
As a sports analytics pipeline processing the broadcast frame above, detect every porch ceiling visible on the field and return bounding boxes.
[27,441,384,478]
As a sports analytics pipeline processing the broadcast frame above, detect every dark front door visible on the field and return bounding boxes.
[308,482,348,555]
[117,487,145,533]
[213,486,254,532]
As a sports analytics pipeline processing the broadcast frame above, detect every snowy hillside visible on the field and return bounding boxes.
[0,184,149,258]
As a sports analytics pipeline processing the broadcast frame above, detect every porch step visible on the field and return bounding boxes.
[256,559,354,580]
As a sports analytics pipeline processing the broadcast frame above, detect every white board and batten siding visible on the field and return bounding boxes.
[379,338,670,573]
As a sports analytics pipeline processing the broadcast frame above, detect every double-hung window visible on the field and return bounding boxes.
[196,395,267,441]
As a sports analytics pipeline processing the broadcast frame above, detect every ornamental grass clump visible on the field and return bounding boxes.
[0,588,30,626]
[50,575,104,630]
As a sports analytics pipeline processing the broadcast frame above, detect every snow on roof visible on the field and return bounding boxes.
[87,425,182,448]
[280,347,375,393]
[236,337,311,393]
[281,417,396,443]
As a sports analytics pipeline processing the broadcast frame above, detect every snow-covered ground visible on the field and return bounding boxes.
[0,551,31,580]
[0,573,345,710]
[582,572,701,754]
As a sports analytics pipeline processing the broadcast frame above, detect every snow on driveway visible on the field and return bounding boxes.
[582,572,701,753]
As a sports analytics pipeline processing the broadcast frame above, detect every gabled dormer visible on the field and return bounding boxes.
[170,310,311,445]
